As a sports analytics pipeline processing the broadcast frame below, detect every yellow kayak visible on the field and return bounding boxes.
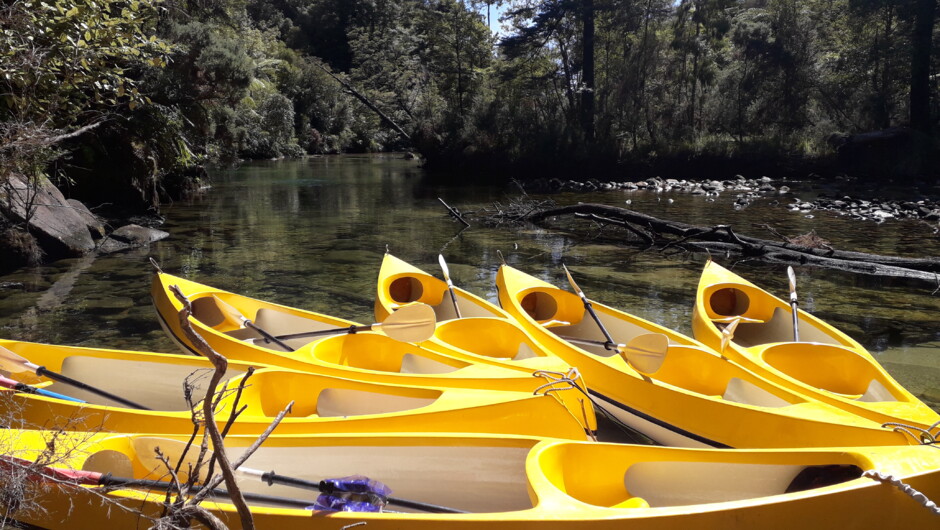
[496,263,915,448]
[375,253,599,430]
[0,340,591,440]
[7,429,940,529]
[376,253,589,370]
[151,271,596,434]
[692,260,940,437]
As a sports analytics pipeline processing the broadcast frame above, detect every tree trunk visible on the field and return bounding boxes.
[581,0,595,142]
[911,0,936,132]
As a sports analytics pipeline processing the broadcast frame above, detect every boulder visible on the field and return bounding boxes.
[66,199,106,239]
[2,174,96,258]
[97,224,169,254]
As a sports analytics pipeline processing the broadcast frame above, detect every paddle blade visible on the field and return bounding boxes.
[0,345,34,374]
[438,254,452,283]
[720,318,741,353]
[133,437,207,482]
[561,263,583,296]
[787,266,797,302]
[211,294,249,328]
[82,449,135,478]
[619,333,668,375]
[378,303,437,343]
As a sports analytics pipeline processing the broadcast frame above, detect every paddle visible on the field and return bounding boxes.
[0,374,85,403]
[271,303,437,344]
[618,334,669,376]
[0,346,150,410]
[562,264,617,350]
[438,254,462,318]
[787,266,800,342]
[720,317,741,354]
[135,437,467,514]
[0,455,315,509]
[557,334,668,375]
[211,295,294,351]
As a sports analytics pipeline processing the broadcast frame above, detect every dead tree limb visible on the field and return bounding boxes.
[526,203,940,284]
[170,285,254,530]
[438,197,471,227]
[311,61,411,142]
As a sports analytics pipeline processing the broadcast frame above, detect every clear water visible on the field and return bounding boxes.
[0,154,937,412]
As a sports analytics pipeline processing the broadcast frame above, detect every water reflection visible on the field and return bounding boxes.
[0,154,937,411]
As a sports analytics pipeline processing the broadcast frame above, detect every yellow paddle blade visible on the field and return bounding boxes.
[720,318,741,353]
[561,263,583,296]
[132,437,208,482]
[378,303,437,343]
[438,254,452,284]
[618,333,669,376]
[0,345,31,373]
[211,294,249,328]
[82,449,135,478]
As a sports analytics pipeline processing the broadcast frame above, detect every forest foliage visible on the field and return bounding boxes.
[0,0,937,214]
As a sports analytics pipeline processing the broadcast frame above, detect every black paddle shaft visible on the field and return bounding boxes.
[246,321,295,352]
[97,474,314,508]
[580,298,617,351]
[35,366,151,410]
[259,471,469,514]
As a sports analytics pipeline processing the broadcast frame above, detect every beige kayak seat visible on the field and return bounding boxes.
[721,378,791,408]
[399,353,460,374]
[249,308,340,351]
[856,379,897,403]
[315,388,437,417]
[722,308,792,347]
[56,356,231,410]
[512,343,539,361]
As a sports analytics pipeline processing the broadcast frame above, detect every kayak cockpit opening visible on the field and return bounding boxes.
[536,443,867,509]
[761,343,900,402]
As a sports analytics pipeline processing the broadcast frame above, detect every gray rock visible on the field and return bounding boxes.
[3,174,96,257]
[109,224,170,245]
[66,199,105,239]
[96,238,132,254]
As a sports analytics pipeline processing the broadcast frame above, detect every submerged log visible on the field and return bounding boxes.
[525,203,940,284]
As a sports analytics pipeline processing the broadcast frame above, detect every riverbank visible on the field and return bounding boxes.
[0,173,171,274]
[516,174,940,225]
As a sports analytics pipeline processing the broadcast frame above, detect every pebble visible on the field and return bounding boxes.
[519,176,940,224]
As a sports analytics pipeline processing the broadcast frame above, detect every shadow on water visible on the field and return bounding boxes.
[0,154,937,412]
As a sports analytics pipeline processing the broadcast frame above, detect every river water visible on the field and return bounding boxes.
[0,154,938,412]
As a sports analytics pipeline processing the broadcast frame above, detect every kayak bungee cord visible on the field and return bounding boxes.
[532,369,653,445]
[864,469,940,516]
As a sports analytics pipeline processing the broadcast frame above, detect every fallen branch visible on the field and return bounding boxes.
[525,203,940,284]
[171,284,254,530]
[438,197,471,228]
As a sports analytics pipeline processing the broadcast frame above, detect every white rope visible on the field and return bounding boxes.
[863,470,940,516]
[881,421,939,444]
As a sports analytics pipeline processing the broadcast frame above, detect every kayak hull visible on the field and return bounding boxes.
[692,260,940,431]
[6,429,940,530]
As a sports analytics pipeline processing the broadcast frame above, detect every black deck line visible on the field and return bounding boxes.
[589,389,732,448]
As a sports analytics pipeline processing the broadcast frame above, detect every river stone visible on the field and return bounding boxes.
[66,199,105,239]
[97,224,169,254]
[109,224,169,245]
[3,174,96,257]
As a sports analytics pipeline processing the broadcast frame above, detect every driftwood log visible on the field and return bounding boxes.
[525,203,940,284]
